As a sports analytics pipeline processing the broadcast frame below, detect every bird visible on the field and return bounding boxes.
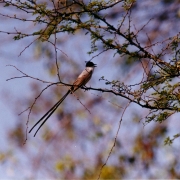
[29,61,97,137]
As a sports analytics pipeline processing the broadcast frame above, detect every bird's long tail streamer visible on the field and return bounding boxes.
[29,90,71,137]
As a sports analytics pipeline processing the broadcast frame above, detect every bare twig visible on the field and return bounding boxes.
[6,65,52,83]
[97,101,131,180]
[54,33,61,81]
[19,38,38,56]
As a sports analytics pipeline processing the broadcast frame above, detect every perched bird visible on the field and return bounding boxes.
[29,61,97,136]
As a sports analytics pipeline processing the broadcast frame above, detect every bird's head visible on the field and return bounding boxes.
[85,61,97,67]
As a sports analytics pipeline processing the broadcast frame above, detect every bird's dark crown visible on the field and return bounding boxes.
[86,61,97,67]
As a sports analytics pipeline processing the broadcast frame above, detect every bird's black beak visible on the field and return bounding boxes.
[94,64,97,67]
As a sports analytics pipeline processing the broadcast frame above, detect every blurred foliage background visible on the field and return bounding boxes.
[0,0,180,179]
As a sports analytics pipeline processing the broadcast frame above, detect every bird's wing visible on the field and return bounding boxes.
[71,69,92,92]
